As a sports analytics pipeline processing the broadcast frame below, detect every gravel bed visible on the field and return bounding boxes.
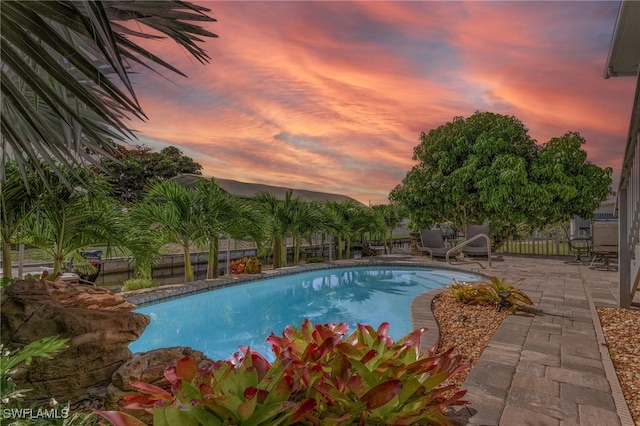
[597,306,640,425]
[431,293,509,397]
[433,294,639,424]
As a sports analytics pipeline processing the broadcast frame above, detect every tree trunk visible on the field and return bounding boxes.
[385,229,392,254]
[337,233,343,260]
[53,255,63,276]
[207,235,219,279]
[2,239,12,279]
[345,235,352,259]
[183,243,194,283]
[273,236,283,268]
[293,235,301,264]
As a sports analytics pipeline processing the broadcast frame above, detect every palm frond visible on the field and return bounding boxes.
[1,0,217,181]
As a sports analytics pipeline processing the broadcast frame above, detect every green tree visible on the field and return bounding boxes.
[1,0,216,179]
[390,112,612,248]
[323,200,374,259]
[290,199,323,265]
[372,203,405,253]
[133,180,201,283]
[531,131,613,223]
[120,207,170,280]
[193,178,261,279]
[0,162,47,279]
[17,169,121,275]
[98,144,202,204]
[254,190,316,268]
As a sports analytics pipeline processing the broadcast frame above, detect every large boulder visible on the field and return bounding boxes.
[0,279,150,403]
[105,347,214,423]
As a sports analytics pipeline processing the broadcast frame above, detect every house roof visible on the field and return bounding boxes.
[172,174,361,204]
[604,0,640,78]
[604,0,640,209]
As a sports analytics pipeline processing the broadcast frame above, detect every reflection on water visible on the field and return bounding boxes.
[130,267,477,361]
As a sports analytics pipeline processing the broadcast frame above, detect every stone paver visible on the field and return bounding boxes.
[413,255,637,426]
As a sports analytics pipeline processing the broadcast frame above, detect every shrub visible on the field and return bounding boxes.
[228,257,248,275]
[448,276,533,312]
[267,321,469,424]
[305,257,326,264]
[479,276,533,312]
[1,277,15,287]
[244,256,261,274]
[96,321,469,426]
[447,279,485,304]
[122,278,157,292]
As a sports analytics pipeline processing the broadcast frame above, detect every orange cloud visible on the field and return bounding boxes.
[123,1,630,204]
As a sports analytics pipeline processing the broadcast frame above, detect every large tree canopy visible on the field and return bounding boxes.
[389,112,612,248]
[98,144,202,204]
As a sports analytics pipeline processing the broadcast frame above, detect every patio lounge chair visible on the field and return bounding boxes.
[589,221,618,271]
[561,225,592,264]
[417,229,453,260]
[461,224,490,258]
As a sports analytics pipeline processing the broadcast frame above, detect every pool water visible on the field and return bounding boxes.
[129,266,478,361]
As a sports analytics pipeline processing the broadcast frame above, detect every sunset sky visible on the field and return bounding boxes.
[127,1,635,205]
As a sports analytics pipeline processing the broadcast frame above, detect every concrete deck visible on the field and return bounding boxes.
[122,255,637,426]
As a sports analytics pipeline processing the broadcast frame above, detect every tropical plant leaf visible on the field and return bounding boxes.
[1,0,217,184]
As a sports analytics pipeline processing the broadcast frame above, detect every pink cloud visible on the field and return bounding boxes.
[123,1,630,204]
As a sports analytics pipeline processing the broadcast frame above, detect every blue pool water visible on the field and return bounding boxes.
[129,266,478,361]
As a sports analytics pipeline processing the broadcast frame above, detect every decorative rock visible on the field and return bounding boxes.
[104,347,214,423]
[0,279,150,404]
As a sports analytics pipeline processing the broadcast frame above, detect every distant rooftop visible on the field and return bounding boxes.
[172,174,361,204]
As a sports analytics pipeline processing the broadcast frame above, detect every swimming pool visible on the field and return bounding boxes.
[129,266,478,361]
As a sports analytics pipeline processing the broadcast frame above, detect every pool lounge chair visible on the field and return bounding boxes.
[462,224,490,258]
[417,229,453,260]
[444,224,492,268]
[589,221,618,271]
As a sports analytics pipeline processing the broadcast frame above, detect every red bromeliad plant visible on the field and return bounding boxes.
[228,257,248,275]
[97,349,314,426]
[267,320,469,425]
[96,320,469,425]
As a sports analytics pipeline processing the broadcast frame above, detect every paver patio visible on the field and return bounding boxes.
[408,255,636,426]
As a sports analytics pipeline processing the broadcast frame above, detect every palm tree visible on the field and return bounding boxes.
[254,192,286,269]
[254,190,310,268]
[133,180,201,283]
[193,178,262,279]
[290,199,323,264]
[120,206,169,280]
[372,203,405,253]
[1,1,217,178]
[0,161,47,278]
[17,169,121,275]
[322,202,348,260]
[324,200,376,259]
